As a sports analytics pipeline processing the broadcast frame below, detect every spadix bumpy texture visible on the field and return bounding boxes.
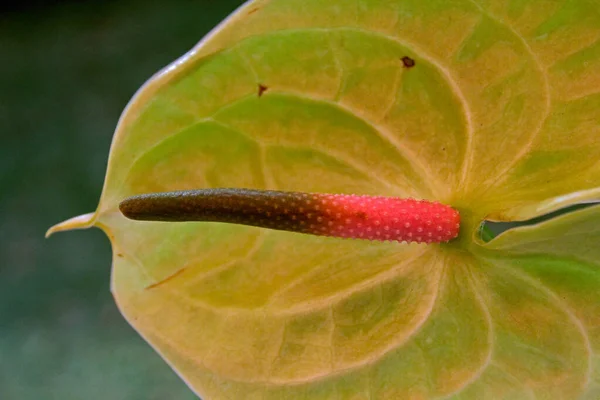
[46,0,600,399]
[119,189,460,244]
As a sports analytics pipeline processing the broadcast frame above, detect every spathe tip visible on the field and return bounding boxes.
[45,212,96,238]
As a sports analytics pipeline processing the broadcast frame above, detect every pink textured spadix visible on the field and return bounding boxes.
[119,189,460,244]
[314,194,459,243]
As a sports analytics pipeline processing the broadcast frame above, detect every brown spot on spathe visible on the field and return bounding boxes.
[401,56,415,68]
[248,7,260,15]
[258,84,268,97]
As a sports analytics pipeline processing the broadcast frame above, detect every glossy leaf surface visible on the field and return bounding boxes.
[49,0,600,398]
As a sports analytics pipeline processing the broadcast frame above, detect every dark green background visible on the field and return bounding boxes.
[1,1,243,399]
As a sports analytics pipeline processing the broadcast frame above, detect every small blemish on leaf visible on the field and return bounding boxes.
[401,56,415,68]
[258,84,268,97]
[248,7,260,15]
[117,253,124,258]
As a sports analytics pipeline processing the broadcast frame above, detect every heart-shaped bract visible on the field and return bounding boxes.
[47,0,600,399]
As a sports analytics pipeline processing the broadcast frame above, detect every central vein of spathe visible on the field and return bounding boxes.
[120,188,460,244]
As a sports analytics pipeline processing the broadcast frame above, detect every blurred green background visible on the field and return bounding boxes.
[0,1,243,399]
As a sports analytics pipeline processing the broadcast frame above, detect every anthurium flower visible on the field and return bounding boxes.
[48,0,600,399]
